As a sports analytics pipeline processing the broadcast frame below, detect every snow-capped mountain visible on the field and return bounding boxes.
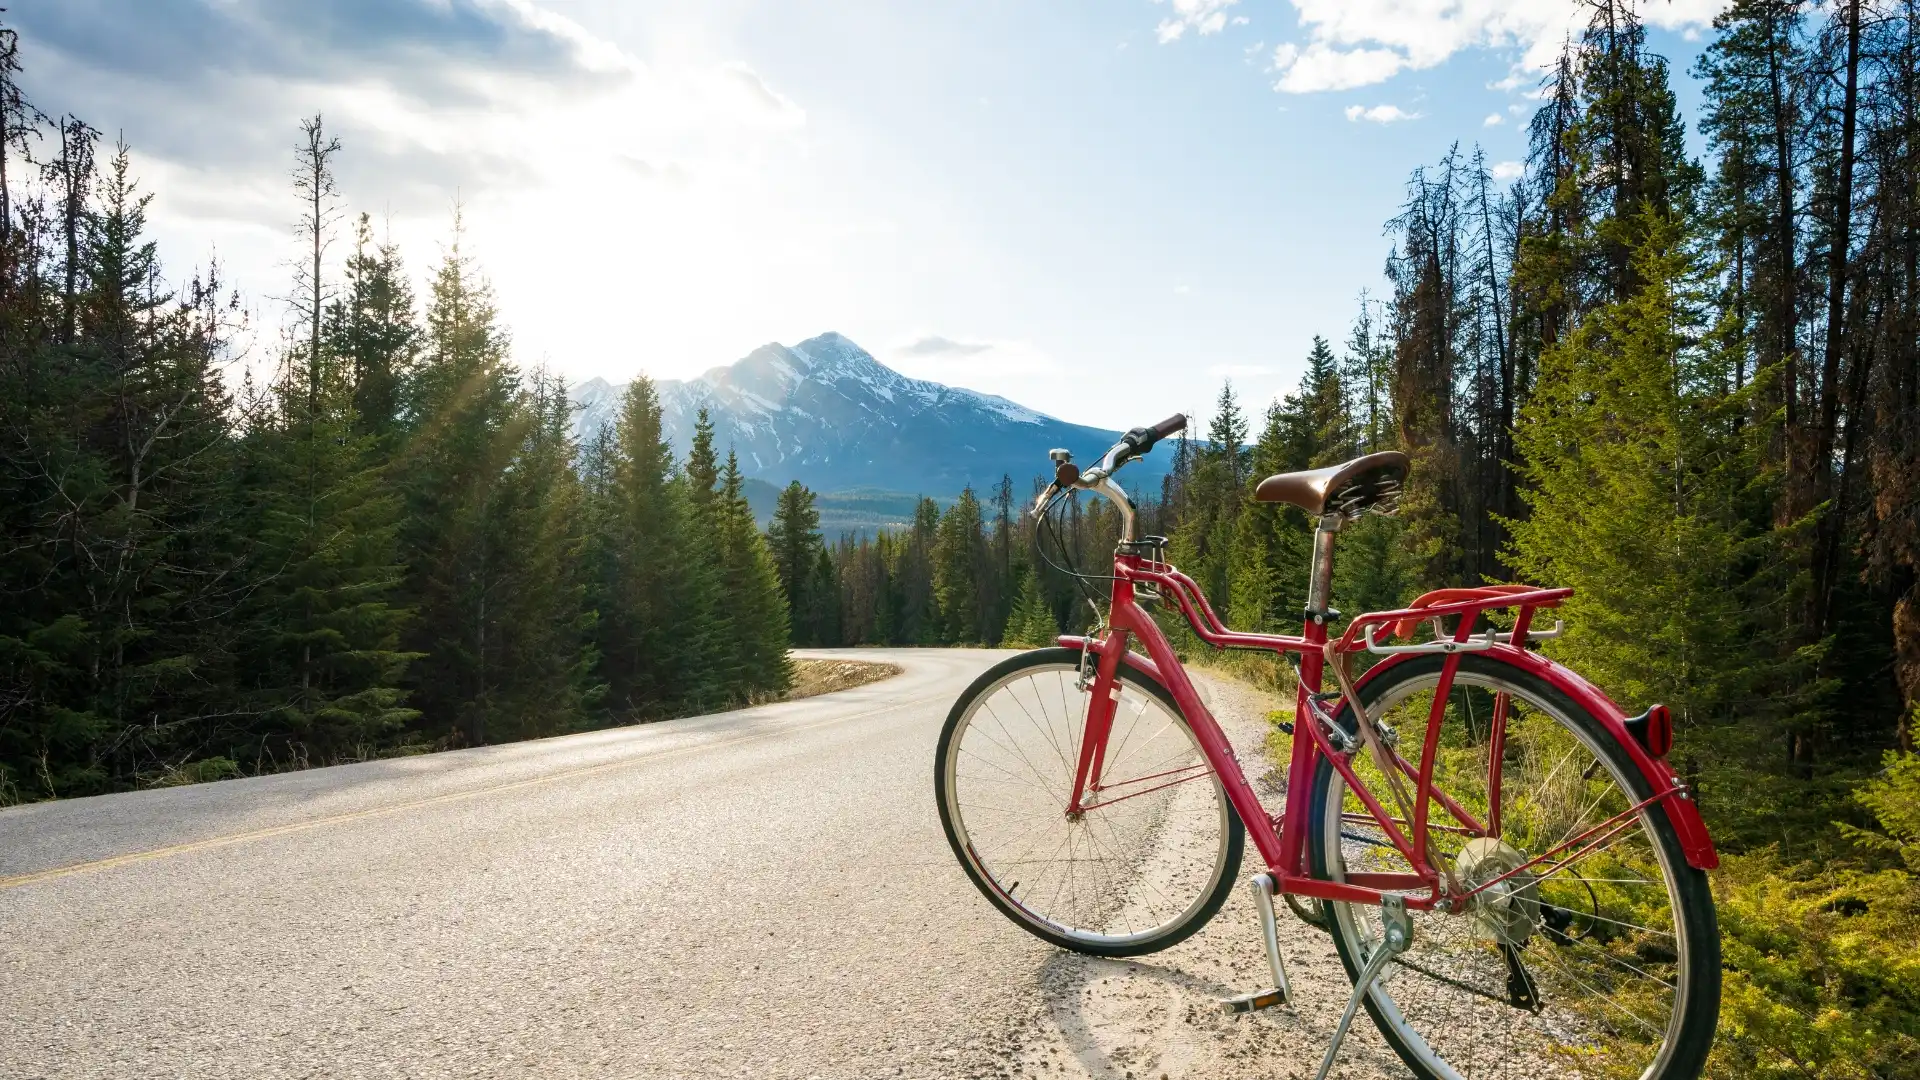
[571,331,1168,495]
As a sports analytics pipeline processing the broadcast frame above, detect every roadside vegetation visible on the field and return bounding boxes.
[0,28,798,803]
[784,658,901,702]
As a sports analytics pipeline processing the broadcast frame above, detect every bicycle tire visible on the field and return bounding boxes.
[935,647,1244,957]
[1307,653,1720,1080]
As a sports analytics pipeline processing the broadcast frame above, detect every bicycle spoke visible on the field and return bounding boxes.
[1545,932,1678,991]
[943,662,1232,950]
[1313,665,1701,1079]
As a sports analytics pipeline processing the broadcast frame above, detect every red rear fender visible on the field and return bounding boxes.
[1354,648,1718,870]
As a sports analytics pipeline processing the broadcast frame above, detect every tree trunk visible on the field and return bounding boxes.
[1810,0,1863,640]
[1768,16,1801,508]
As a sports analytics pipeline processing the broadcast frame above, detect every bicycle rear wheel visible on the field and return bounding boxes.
[1307,653,1720,1080]
[935,648,1243,957]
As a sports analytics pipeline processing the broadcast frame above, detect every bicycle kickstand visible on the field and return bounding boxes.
[1219,873,1291,1014]
[1313,896,1413,1080]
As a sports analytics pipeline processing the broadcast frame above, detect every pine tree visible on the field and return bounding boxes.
[685,407,720,514]
[238,121,415,765]
[766,480,824,644]
[1171,381,1249,610]
[807,545,841,647]
[481,370,596,739]
[896,497,941,644]
[1298,335,1349,463]
[1387,154,1469,589]
[676,413,729,698]
[1,138,251,793]
[1005,568,1059,647]
[396,207,525,745]
[987,475,1015,642]
[1342,292,1393,452]
[715,450,790,697]
[1228,340,1355,633]
[590,375,713,716]
[934,487,985,643]
[326,213,417,444]
[1226,507,1279,632]
[1574,1,1703,301]
[1507,209,1763,731]
[1230,403,1293,631]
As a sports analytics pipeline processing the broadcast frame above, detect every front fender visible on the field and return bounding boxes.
[1353,648,1719,870]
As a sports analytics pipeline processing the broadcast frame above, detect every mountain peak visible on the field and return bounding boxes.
[789,331,888,378]
[571,332,1164,495]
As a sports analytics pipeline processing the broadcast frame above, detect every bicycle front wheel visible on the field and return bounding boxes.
[1307,653,1720,1080]
[935,648,1243,957]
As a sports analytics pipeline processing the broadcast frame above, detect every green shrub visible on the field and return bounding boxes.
[153,756,243,787]
[1708,752,1920,1079]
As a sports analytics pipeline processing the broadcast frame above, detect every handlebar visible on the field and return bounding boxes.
[1120,413,1187,462]
[1031,413,1188,539]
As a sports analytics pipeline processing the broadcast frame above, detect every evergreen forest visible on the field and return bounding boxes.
[5,3,1920,1072]
[0,35,790,802]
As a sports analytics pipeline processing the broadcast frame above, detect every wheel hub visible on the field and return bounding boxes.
[1452,837,1541,946]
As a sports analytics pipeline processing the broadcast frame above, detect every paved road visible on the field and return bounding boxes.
[0,649,1065,1080]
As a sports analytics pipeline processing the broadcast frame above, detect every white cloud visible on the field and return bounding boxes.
[1259,0,1725,94]
[18,1,851,389]
[1155,0,1242,43]
[1272,42,1406,92]
[1345,103,1421,124]
[895,334,992,358]
[1208,363,1272,378]
[1174,284,1193,294]
[718,61,808,127]
[884,336,1061,383]
[1483,112,1503,126]
[1491,160,1525,182]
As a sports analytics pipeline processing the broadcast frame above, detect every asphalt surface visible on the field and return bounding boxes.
[0,648,1062,1080]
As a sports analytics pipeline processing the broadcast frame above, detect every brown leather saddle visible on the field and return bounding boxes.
[1252,450,1409,517]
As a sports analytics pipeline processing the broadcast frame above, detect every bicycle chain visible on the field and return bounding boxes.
[1385,952,1539,1014]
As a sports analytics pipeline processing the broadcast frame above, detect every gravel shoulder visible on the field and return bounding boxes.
[786,656,903,700]
[1004,667,1412,1080]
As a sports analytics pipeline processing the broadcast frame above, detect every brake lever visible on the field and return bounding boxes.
[1030,483,1062,520]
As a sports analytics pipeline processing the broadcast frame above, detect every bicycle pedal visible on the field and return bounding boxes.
[1219,987,1289,1014]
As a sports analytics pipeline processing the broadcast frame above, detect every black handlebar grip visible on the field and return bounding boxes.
[1121,413,1188,459]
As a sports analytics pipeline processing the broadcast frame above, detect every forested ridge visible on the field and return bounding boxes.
[0,30,791,801]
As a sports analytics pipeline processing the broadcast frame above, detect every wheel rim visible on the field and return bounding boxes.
[1318,668,1695,1080]
[942,662,1233,948]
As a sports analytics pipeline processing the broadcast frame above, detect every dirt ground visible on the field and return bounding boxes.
[785,656,904,700]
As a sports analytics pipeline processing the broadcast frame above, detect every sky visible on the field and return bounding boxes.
[15,0,1727,430]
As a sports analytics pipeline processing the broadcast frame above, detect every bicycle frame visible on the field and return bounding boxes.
[1056,524,1719,916]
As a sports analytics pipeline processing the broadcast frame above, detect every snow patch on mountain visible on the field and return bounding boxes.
[570,331,1160,495]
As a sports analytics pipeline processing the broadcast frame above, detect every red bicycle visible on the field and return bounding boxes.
[934,415,1721,1080]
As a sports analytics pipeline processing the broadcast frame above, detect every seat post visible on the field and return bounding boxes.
[1304,512,1343,625]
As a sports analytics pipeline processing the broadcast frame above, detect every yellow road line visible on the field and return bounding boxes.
[0,693,943,892]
